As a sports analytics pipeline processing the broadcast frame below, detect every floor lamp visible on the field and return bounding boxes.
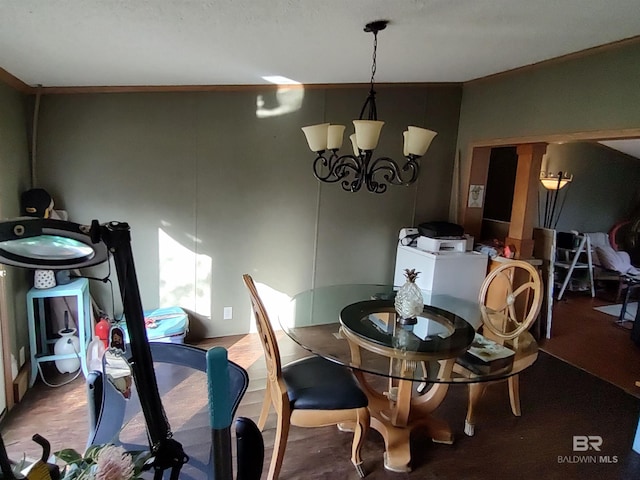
[540,171,573,229]
[0,218,186,479]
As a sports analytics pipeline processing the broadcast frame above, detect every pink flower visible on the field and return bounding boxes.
[95,445,135,480]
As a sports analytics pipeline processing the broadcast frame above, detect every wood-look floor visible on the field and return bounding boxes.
[540,290,640,398]
[1,293,640,479]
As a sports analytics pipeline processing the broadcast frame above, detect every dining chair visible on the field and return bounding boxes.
[457,260,542,436]
[242,274,370,480]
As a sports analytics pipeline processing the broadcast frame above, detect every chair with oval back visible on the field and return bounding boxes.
[242,274,370,480]
[457,260,542,436]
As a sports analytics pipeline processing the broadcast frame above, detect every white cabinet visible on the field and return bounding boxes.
[393,245,488,303]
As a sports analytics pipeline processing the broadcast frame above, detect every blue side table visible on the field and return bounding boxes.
[26,277,92,386]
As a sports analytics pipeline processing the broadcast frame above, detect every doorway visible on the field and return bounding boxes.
[481,146,518,242]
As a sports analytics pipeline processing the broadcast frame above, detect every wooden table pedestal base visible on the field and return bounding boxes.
[355,368,453,472]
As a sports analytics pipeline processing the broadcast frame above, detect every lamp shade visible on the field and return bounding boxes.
[540,172,572,190]
[405,126,437,157]
[0,218,108,269]
[402,131,409,157]
[352,120,384,151]
[327,125,345,150]
[349,134,360,157]
[301,123,330,152]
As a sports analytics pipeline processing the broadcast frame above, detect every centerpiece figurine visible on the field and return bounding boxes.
[394,268,424,325]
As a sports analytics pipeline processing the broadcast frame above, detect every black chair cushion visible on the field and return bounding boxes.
[282,356,368,410]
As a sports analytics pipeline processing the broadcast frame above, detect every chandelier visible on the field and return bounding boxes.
[301,20,437,194]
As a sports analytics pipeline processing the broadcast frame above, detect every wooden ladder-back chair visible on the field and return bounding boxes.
[461,260,542,436]
[242,274,370,480]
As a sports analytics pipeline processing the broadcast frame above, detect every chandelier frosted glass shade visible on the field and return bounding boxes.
[405,126,437,156]
[301,123,330,152]
[352,120,384,150]
[327,125,346,150]
[302,122,437,157]
[349,134,359,157]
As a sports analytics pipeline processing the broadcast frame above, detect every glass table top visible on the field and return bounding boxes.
[282,284,538,383]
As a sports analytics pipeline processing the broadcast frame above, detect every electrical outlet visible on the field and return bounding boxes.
[19,346,25,367]
[223,306,233,320]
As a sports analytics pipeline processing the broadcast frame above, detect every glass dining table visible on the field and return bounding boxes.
[280,284,538,472]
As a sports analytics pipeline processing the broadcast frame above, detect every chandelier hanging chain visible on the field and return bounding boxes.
[369,30,378,108]
[370,30,377,89]
[359,28,379,121]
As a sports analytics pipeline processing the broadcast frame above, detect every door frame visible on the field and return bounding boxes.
[459,127,640,338]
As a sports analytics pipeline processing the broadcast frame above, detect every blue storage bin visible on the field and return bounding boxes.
[121,306,189,343]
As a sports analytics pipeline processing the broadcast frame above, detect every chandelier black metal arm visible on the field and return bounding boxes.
[369,154,420,190]
[312,151,352,183]
[312,150,421,194]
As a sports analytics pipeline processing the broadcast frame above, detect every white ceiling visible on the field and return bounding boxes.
[599,140,640,160]
[1,0,640,87]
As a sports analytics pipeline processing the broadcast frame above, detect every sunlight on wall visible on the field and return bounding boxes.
[158,227,211,317]
[252,281,292,333]
[256,75,304,118]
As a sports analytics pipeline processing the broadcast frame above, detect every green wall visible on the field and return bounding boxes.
[543,142,640,233]
[7,37,637,346]
[34,85,461,337]
[0,82,32,359]
[456,40,640,222]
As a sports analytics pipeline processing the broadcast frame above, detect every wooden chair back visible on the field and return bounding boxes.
[242,274,369,479]
[242,274,283,388]
[478,260,543,341]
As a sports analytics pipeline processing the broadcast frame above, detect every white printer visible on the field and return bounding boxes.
[417,236,467,252]
[412,221,473,252]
